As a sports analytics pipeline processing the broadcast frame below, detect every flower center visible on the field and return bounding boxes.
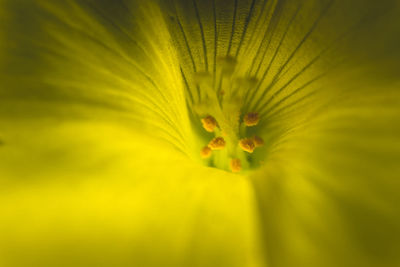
[192,56,264,173]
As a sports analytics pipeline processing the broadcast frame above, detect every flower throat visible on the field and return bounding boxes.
[192,56,264,173]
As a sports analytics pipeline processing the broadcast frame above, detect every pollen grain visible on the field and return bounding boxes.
[253,136,264,147]
[230,158,241,173]
[239,138,255,153]
[244,112,259,127]
[208,137,226,150]
[200,146,212,158]
[201,115,218,132]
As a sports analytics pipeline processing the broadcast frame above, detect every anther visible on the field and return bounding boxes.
[208,137,226,150]
[253,136,264,147]
[200,146,212,158]
[230,158,241,173]
[244,112,259,127]
[239,138,255,153]
[201,115,218,132]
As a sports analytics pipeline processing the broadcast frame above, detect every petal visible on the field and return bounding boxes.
[0,1,264,266]
[249,3,400,266]
[0,0,193,153]
[165,0,400,266]
[0,119,265,267]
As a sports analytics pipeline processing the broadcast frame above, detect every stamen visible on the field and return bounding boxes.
[253,136,264,147]
[201,115,218,132]
[208,137,226,150]
[193,56,264,172]
[239,138,255,153]
[230,158,241,173]
[200,146,212,158]
[243,112,259,127]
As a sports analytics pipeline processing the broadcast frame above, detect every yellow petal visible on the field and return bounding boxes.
[0,1,264,266]
[163,0,400,266]
[0,119,265,267]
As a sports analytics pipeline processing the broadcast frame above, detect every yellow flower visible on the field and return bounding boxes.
[1,0,400,266]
